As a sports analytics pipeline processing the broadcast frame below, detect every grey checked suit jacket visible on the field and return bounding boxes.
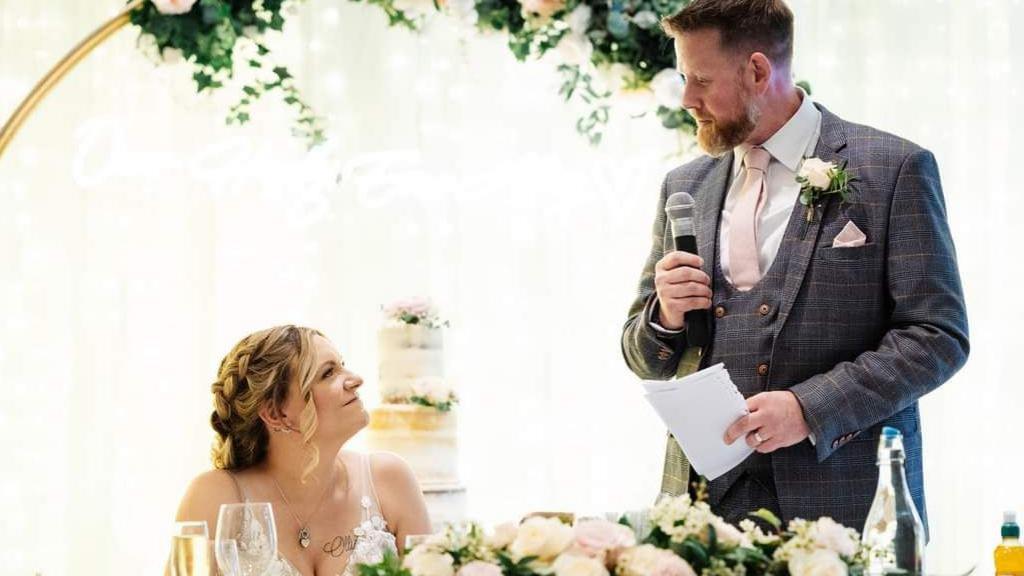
[621,104,969,531]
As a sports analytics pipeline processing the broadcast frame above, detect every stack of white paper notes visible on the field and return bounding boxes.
[642,363,754,481]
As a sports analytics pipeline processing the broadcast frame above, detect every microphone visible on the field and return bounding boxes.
[664,192,710,348]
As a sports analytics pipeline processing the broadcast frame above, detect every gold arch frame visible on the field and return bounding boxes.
[0,0,143,159]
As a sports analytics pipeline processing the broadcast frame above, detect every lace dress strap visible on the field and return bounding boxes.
[342,453,399,576]
[227,471,248,501]
[359,453,385,519]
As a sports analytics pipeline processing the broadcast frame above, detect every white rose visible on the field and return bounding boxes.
[616,545,659,576]
[789,548,847,576]
[595,63,632,93]
[151,0,197,15]
[799,157,835,189]
[412,378,451,404]
[488,522,519,549]
[552,553,609,576]
[556,34,594,66]
[403,549,456,576]
[445,0,479,27]
[457,561,503,576]
[650,68,684,109]
[617,545,696,576]
[710,517,745,549]
[510,517,574,560]
[161,47,183,64]
[809,517,858,558]
[614,87,656,118]
[566,4,592,35]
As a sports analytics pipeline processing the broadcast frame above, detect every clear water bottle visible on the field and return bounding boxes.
[861,426,926,575]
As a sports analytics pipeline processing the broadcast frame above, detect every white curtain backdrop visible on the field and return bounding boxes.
[0,0,1018,573]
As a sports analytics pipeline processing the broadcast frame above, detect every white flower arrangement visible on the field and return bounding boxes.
[362,496,867,576]
[364,494,868,573]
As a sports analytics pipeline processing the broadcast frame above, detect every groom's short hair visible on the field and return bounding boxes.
[662,0,794,69]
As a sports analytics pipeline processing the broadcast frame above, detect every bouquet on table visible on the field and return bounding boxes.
[358,494,867,576]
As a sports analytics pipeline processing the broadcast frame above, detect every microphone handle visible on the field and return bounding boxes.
[673,234,710,348]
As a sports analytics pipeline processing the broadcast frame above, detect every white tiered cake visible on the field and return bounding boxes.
[365,300,466,527]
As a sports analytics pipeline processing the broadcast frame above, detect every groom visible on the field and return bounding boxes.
[620,0,968,532]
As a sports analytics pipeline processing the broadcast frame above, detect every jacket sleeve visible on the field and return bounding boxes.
[621,174,695,380]
[790,148,970,461]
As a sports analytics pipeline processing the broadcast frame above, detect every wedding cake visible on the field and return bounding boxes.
[365,299,466,526]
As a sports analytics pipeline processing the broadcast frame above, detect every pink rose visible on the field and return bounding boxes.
[151,0,197,15]
[457,561,503,576]
[518,0,566,18]
[573,520,636,564]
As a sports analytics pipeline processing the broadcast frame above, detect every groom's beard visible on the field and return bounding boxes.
[695,99,762,157]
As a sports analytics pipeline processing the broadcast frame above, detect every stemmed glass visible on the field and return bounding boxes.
[216,503,277,576]
[214,538,241,576]
[170,521,211,576]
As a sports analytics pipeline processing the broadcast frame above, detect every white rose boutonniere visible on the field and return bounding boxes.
[797,157,856,222]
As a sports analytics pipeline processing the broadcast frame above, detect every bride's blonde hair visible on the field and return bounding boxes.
[210,325,323,480]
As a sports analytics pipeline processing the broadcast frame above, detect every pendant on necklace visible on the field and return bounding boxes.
[299,527,311,549]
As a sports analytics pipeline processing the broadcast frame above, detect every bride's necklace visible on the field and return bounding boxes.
[270,458,345,549]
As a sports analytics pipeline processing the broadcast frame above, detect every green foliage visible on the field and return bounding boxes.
[410,395,457,412]
[496,552,541,576]
[349,0,421,30]
[131,0,325,148]
[357,551,410,576]
[797,160,857,208]
[748,509,783,532]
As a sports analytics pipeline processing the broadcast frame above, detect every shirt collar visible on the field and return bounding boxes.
[733,88,821,176]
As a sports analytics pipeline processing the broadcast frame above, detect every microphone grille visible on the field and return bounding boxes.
[665,192,695,220]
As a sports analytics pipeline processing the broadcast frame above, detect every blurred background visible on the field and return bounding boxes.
[0,0,1019,573]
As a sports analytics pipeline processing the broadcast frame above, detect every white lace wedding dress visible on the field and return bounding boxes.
[229,453,399,576]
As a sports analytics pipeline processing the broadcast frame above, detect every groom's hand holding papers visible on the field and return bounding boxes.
[654,252,712,330]
[724,391,811,454]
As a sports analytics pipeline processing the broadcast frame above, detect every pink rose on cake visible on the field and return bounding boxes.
[383,297,447,328]
[408,377,458,412]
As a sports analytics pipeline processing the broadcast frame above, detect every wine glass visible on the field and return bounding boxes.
[216,503,277,576]
[214,538,241,576]
[170,521,211,576]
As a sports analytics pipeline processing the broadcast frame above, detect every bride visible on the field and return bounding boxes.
[173,325,431,575]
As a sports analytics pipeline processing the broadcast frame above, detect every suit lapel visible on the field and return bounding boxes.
[696,152,734,283]
[775,106,849,331]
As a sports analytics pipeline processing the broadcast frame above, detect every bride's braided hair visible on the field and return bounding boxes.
[210,325,323,478]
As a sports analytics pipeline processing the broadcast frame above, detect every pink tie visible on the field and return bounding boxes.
[730,147,771,291]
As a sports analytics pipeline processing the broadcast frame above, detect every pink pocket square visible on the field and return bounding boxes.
[832,220,867,248]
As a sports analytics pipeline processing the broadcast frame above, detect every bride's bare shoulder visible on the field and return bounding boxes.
[176,469,243,523]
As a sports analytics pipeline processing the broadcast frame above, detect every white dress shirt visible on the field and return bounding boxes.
[720,90,822,284]
[649,89,821,334]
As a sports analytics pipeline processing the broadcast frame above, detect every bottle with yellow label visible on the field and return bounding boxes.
[996,511,1024,576]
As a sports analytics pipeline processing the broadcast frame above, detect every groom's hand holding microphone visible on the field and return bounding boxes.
[654,252,712,330]
[658,192,712,344]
